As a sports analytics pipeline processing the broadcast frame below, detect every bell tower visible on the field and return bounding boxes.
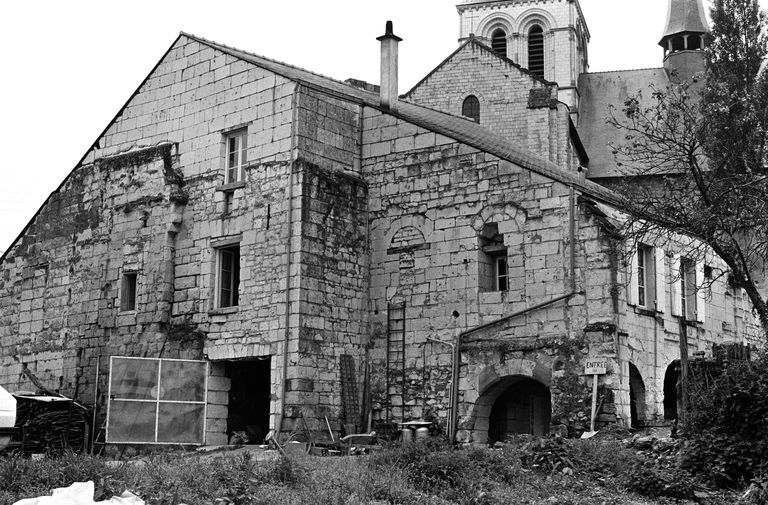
[659,0,709,80]
[456,0,590,117]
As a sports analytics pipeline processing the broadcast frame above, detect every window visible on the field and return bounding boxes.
[225,129,248,184]
[631,245,666,311]
[637,246,648,307]
[680,258,697,320]
[528,25,545,78]
[217,245,240,308]
[106,357,207,444]
[120,271,138,311]
[462,95,480,123]
[491,28,507,57]
[479,223,508,292]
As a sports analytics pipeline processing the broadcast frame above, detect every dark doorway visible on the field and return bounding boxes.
[629,363,646,429]
[488,378,551,443]
[663,362,679,420]
[226,358,271,444]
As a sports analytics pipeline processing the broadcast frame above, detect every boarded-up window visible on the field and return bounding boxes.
[107,357,207,444]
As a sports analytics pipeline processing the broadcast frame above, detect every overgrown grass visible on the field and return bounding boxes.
[0,438,738,505]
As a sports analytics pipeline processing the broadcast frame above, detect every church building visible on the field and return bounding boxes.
[0,0,758,446]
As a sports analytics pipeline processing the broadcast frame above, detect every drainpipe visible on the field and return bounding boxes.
[275,87,300,442]
[450,185,583,442]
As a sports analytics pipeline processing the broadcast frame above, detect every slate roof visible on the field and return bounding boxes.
[578,68,670,180]
[183,32,623,207]
[660,0,709,42]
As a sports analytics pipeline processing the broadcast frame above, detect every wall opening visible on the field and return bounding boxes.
[462,95,481,123]
[226,358,271,444]
[479,223,508,292]
[528,25,545,78]
[663,361,679,420]
[481,377,551,443]
[491,28,507,57]
[628,363,646,429]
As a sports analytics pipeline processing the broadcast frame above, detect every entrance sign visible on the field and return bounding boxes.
[585,360,607,375]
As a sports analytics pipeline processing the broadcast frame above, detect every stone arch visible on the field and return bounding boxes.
[383,215,433,248]
[471,204,526,235]
[515,9,556,34]
[474,375,552,444]
[390,226,425,251]
[477,13,516,45]
[462,95,481,122]
[628,362,647,429]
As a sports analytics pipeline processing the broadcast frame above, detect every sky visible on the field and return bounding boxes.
[0,0,764,253]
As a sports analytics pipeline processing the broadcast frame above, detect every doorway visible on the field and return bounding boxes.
[226,358,271,444]
[488,377,551,443]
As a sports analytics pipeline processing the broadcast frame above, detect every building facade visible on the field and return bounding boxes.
[0,0,759,446]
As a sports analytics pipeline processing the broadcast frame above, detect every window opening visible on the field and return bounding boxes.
[687,35,702,50]
[106,357,207,444]
[528,25,545,78]
[634,244,656,309]
[121,271,138,311]
[637,247,646,307]
[671,36,685,52]
[491,28,507,57]
[680,258,696,320]
[225,129,248,184]
[479,223,508,292]
[462,95,481,123]
[218,245,240,308]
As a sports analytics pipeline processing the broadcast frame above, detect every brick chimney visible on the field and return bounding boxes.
[377,21,402,110]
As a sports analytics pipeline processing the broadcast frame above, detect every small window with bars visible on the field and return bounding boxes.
[528,25,545,78]
[225,129,248,184]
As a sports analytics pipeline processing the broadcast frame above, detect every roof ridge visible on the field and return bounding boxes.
[180,31,359,91]
[583,67,664,75]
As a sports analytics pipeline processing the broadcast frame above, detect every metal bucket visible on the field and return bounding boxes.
[415,426,429,440]
[401,427,413,444]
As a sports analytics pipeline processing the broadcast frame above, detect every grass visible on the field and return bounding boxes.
[0,437,744,505]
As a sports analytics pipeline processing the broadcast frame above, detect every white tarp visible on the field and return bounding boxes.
[0,385,16,449]
[12,481,144,505]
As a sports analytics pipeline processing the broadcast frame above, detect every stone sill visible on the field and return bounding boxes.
[208,306,239,316]
[216,181,246,192]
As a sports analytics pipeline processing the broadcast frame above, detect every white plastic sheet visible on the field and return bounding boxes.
[12,481,144,505]
[0,385,16,449]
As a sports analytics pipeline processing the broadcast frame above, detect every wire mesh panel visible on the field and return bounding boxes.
[106,357,208,444]
[386,302,406,422]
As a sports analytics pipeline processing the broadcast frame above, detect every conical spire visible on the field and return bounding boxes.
[659,0,709,46]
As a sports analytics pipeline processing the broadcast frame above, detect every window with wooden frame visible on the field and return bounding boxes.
[630,245,666,312]
[479,223,509,292]
[217,245,240,308]
[225,129,248,184]
[120,271,138,312]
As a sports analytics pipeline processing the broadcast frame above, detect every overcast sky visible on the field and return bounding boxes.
[0,0,764,253]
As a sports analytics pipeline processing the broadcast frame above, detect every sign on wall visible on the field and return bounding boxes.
[584,360,607,375]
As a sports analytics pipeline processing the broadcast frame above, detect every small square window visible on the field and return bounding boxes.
[225,129,248,184]
[121,272,138,311]
[217,245,240,308]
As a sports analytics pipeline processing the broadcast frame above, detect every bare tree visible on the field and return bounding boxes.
[607,0,768,337]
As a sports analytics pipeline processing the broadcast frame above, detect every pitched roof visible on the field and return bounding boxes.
[403,36,553,98]
[660,0,709,43]
[1,32,625,265]
[578,68,670,180]
[183,33,622,207]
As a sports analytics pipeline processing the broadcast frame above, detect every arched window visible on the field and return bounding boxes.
[462,95,480,123]
[491,28,507,57]
[528,25,545,78]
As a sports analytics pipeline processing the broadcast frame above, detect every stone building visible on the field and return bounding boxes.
[0,0,759,446]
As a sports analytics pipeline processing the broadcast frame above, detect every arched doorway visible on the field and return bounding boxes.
[487,377,551,443]
[663,362,679,420]
[628,363,647,429]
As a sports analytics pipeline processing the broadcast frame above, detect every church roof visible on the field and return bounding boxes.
[660,0,709,42]
[578,68,670,180]
[183,33,624,207]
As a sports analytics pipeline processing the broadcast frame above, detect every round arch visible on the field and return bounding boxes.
[663,361,680,420]
[473,375,552,444]
[477,13,516,42]
[515,8,556,34]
